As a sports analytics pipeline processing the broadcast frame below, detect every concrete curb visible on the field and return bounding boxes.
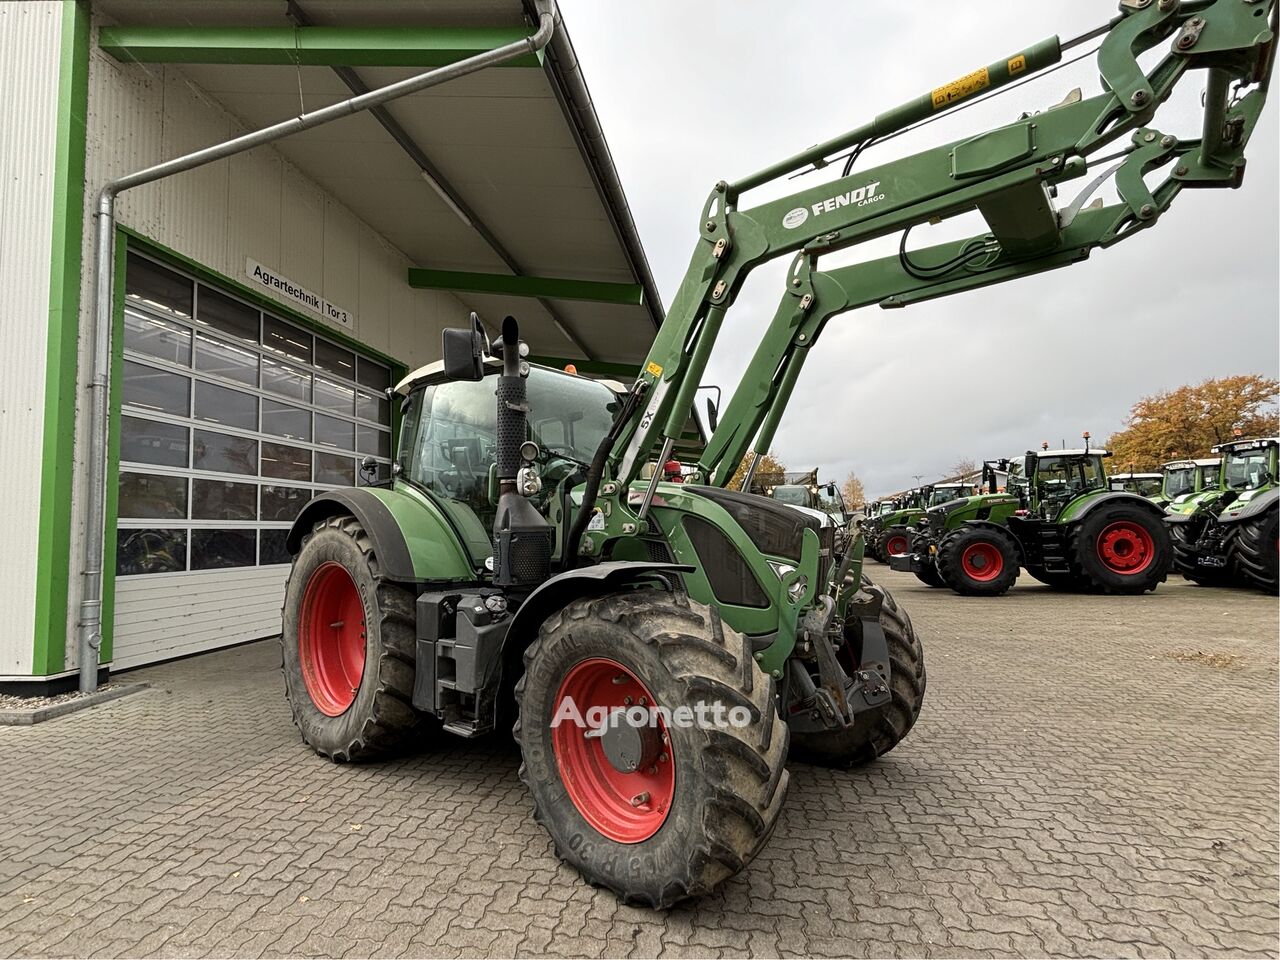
[0,682,151,726]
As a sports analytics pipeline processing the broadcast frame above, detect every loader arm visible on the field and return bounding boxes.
[574,0,1274,560]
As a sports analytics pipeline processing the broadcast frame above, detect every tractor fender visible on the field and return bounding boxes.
[286,487,473,583]
[1058,491,1165,524]
[957,519,1027,564]
[505,561,693,651]
[1218,487,1279,525]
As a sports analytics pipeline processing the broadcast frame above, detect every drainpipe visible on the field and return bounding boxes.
[77,1,557,693]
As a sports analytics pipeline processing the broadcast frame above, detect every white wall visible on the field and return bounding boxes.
[0,2,63,676]
[66,13,468,671]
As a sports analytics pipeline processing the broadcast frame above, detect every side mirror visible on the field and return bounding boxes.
[1024,454,1037,478]
[442,312,488,381]
[706,396,719,432]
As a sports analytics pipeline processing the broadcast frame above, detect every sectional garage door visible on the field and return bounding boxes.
[112,251,393,669]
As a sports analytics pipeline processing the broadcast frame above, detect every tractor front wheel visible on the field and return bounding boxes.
[281,515,424,761]
[1233,508,1278,594]
[1069,505,1172,594]
[882,527,911,558]
[936,526,1020,596]
[515,591,788,908]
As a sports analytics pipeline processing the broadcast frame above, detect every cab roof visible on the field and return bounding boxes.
[1162,457,1221,468]
[395,357,626,395]
[1211,436,1280,454]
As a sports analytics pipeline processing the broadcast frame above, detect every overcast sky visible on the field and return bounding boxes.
[558,0,1279,496]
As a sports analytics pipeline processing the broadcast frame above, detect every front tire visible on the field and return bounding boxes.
[936,525,1020,596]
[1069,504,1172,594]
[515,591,788,908]
[881,526,911,558]
[281,515,423,762]
[1233,509,1278,594]
[789,579,926,768]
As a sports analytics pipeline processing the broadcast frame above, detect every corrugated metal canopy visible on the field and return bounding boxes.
[92,0,662,370]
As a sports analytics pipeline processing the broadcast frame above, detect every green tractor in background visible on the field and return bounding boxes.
[1165,437,1278,592]
[1156,456,1222,509]
[276,0,1273,907]
[893,438,1173,596]
[862,489,925,563]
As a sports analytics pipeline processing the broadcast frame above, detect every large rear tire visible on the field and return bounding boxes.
[515,591,788,909]
[1233,508,1278,594]
[281,515,424,761]
[789,579,926,768]
[936,526,1020,596]
[1069,504,1171,594]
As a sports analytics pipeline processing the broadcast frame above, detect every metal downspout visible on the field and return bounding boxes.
[76,1,557,693]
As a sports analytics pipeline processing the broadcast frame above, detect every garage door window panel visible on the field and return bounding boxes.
[191,529,258,570]
[196,285,260,344]
[121,417,189,468]
[124,310,191,365]
[261,441,312,481]
[119,472,188,520]
[123,361,190,418]
[193,430,258,476]
[194,381,258,431]
[195,332,259,387]
[192,479,258,521]
[117,528,188,576]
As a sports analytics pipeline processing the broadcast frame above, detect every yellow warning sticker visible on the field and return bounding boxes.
[645,361,663,378]
[1008,54,1027,76]
[931,66,991,110]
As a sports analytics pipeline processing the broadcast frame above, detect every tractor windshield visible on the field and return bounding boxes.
[1223,449,1273,491]
[1035,455,1106,505]
[771,486,812,507]
[1163,466,1197,498]
[398,368,619,532]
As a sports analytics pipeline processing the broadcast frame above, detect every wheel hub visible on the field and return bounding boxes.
[1096,521,1154,574]
[551,658,675,844]
[961,542,1003,581]
[298,561,366,716]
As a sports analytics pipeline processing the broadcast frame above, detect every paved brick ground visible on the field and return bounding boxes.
[2,569,1277,958]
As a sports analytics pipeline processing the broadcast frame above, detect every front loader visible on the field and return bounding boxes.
[280,0,1275,907]
[893,440,1173,595]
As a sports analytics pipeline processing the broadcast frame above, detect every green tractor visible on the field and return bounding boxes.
[1165,436,1278,592]
[864,488,926,562]
[279,1,1273,906]
[892,439,1174,596]
[1158,456,1222,510]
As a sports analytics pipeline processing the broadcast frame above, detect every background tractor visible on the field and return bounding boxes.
[893,439,1174,596]
[864,489,926,562]
[1157,456,1222,509]
[1108,472,1164,499]
[1165,436,1278,592]
[279,0,1273,907]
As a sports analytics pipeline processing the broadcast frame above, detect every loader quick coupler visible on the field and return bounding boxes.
[788,592,890,734]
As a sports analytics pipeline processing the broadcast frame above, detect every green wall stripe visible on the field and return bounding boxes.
[33,0,90,677]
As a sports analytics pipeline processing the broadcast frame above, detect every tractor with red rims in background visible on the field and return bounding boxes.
[279,0,1275,906]
[892,437,1174,595]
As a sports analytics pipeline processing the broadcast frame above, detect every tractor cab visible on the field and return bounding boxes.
[1014,447,1111,520]
[927,482,975,507]
[1216,437,1278,496]
[1108,472,1163,498]
[1161,457,1221,504]
[395,358,623,565]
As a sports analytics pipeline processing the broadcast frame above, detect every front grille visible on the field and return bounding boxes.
[684,515,769,608]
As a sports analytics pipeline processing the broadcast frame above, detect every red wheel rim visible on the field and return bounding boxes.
[298,561,366,716]
[1096,521,1155,574]
[551,658,675,844]
[961,542,1004,581]
[885,535,910,556]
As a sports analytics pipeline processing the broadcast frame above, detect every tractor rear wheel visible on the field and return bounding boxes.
[515,591,788,908]
[936,526,1020,596]
[882,527,911,558]
[1233,509,1278,594]
[1069,504,1172,594]
[1169,521,1231,585]
[789,578,926,768]
[281,515,424,761]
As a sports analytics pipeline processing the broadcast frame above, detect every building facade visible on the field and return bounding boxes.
[0,0,661,690]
